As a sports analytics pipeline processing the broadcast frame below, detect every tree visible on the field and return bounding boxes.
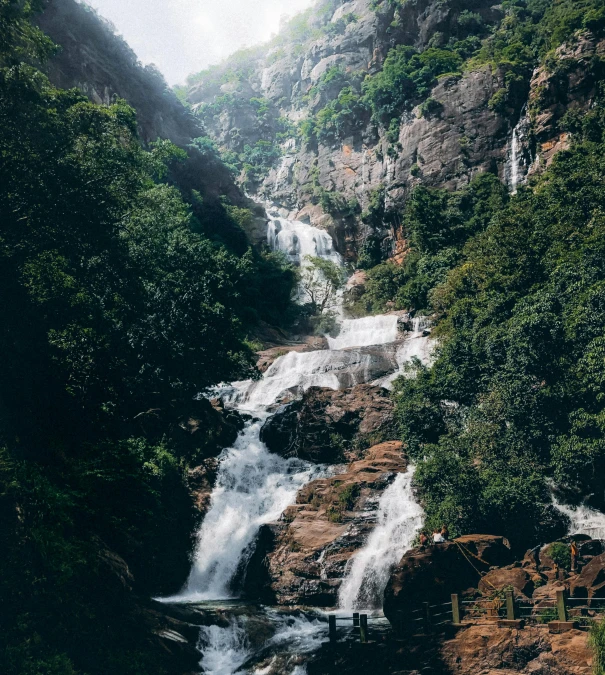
[300,255,346,313]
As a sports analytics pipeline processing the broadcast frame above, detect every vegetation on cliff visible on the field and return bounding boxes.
[0,2,295,673]
[388,98,605,549]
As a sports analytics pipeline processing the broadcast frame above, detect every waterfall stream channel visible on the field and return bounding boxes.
[158,209,433,675]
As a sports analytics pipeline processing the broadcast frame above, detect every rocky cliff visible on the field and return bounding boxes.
[37,0,267,249]
[184,0,605,260]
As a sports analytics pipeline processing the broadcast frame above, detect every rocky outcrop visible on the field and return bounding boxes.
[244,441,407,605]
[529,32,605,167]
[440,623,592,675]
[185,0,513,258]
[383,535,514,630]
[260,384,395,463]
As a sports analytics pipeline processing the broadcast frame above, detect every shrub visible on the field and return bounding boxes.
[546,542,571,571]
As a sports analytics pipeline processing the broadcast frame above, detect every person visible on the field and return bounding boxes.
[419,532,429,548]
[570,540,579,572]
[433,528,444,544]
[441,524,449,541]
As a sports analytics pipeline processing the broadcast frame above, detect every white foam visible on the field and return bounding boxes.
[338,468,424,610]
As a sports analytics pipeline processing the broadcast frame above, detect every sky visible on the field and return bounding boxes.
[87,0,316,85]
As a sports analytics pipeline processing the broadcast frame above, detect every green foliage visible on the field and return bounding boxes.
[387,100,605,550]
[338,483,361,510]
[352,174,508,314]
[300,256,347,314]
[0,4,297,672]
[362,45,463,124]
[590,620,605,675]
[546,542,571,571]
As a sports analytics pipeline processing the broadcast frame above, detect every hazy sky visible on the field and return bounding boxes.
[87,0,316,85]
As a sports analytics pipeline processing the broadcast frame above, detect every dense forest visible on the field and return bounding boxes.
[0,1,295,673]
[4,0,605,672]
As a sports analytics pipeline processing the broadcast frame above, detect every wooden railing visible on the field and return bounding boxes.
[326,592,605,646]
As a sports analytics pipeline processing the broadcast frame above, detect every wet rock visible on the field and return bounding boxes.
[244,441,408,606]
[188,458,220,518]
[260,384,396,463]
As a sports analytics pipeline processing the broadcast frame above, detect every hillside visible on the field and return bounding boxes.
[186,0,605,259]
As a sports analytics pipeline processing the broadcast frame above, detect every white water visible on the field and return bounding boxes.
[267,217,341,266]
[507,107,532,193]
[327,314,400,350]
[178,419,323,601]
[554,498,605,541]
[375,317,434,389]
[338,468,424,610]
[199,612,324,675]
[199,618,251,675]
[170,213,429,671]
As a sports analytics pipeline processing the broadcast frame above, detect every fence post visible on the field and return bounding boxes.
[359,614,368,644]
[556,590,568,622]
[353,611,360,637]
[329,614,337,644]
[506,590,516,620]
[423,601,432,633]
[451,593,461,625]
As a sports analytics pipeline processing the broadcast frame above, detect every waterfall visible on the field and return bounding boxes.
[553,498,605,541]
[507,107,532,194]
[267,216,341,266]
[199,618,251,675]
[177,418,323,601]
[239,347,398,410]
[327,315,400,350]
[338,468,424,610]
[374,317,434,389]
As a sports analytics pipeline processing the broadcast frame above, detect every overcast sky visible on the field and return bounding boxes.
[86,0,316,85]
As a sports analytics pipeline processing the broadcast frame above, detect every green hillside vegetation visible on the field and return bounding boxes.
[385,95,605,550]
[0,2,295,673]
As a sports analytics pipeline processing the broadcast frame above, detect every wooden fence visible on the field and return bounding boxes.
[328,591,605,644]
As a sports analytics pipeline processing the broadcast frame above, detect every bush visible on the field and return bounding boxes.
[546,542,571,571]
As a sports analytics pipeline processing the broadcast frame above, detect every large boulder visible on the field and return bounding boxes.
[243,441,408,605]
[440,623,591,675]
[571,552,605,600]
[260,384,395,463]
[383,535,514,632]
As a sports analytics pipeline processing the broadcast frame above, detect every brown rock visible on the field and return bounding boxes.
[384,535,513,632]
[571,552,605,600]
[243,441,407,605]
[440,624,591,675]
[479,567,534,599]
[260,384,396,463]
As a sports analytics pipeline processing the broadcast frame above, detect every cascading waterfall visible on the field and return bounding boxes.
[338,468,424,610]
[179,418,323,602]
[327,315,400,350]
[374,317,434,389]
[554,497,605,541]
[267,216,341,266]
[167,212,430,672]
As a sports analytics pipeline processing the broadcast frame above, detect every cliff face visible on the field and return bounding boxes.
[37,0,267,248]
[184,0,604,259]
